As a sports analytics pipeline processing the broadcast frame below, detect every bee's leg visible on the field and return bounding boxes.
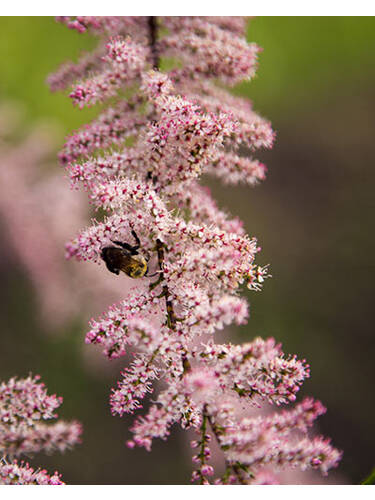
[130,230,141,251]
[145,269,159,278]
[104,261,120,275]
[112,240,138,254]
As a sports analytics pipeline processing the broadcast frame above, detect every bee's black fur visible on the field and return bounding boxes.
[101,230,157,278]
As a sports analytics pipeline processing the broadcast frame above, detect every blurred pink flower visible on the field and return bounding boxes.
[0,108,135,331]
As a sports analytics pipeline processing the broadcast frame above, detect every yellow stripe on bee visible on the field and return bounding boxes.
[128,258,148,278]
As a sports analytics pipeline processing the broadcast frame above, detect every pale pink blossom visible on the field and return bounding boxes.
[47,45,106,92]
[70,37,148,107]
[177,79,275,151]
[59,99,147,164]
[56,16,148,38]
[162,18,260,85]
[207,151,267,186]
[0,460,64,485]
[0,375,81,458]
[0,375,81,485]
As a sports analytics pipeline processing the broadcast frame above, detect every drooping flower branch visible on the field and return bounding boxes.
[0,374,82,485]
[50,16,341,484]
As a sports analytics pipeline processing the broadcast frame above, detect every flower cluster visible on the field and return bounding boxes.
[0,461,64,485]
[50,16,341,484]
[0,374,81,485]
[69,37,148,108]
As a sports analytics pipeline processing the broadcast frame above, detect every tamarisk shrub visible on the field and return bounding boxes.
[0,375,81,484]
[50,16,342,484]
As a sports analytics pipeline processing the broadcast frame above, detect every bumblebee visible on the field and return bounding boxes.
[101,230,154,279]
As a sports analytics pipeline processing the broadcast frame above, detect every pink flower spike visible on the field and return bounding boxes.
[48,16,342,485]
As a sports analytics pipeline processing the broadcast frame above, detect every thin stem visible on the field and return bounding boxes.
[206,412,252,485]
[146,16,160,185]
[148,16,160,70]
[148,15,191,387]
[154,239,191,375]
[146,18,243,483]
[231,463,248,485]
[155,239,176,330]
[197,411,208,484]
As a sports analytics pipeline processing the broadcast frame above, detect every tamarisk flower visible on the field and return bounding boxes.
[47,47,105,93]
[69,37,148,108]
[0,375,82,485]
[59,99,148,165]
[0,460,64,485]
[161,18,259,84]
[55,16,149,37]
[216,398,341,477]
[50,16,341,484]
[206,151,267,186]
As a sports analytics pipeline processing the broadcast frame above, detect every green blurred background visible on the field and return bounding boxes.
[0,17,374,484]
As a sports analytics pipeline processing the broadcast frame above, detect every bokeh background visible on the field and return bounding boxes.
[0,16,374,484]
